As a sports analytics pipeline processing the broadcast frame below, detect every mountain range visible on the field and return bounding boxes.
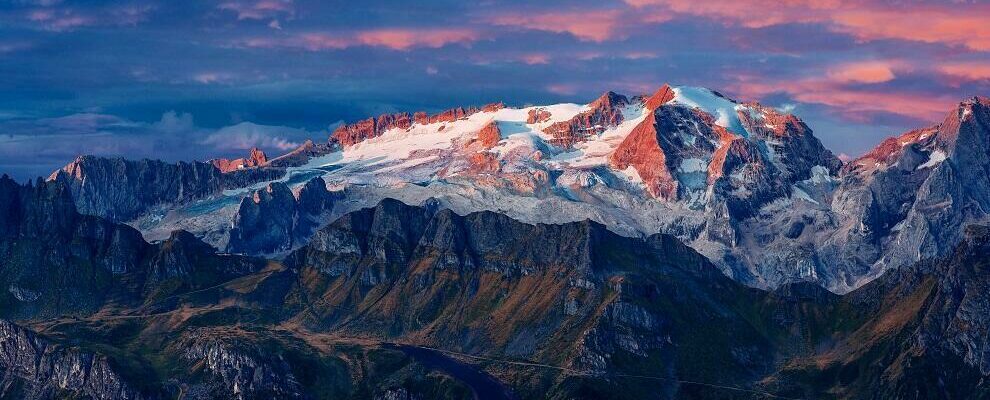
[3,84,990,399]
[45,85,990,293]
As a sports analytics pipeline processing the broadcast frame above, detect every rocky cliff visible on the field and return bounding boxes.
[210,147,268,173]
[48,155,285,221]
[284,199,781,397]
[3,192,990,398]
[0,319,145,400]
[36,87,990,296]
[0,175,263,319]
[226,177,340,254]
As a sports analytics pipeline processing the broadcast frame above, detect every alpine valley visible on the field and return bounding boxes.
[4,84,990,399]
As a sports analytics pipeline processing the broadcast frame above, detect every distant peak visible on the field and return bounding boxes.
[590,91,629,108]
[644,84,675,111]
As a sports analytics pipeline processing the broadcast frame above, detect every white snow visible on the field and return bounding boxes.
[671,86,750,137]
[678,158,707,173]
[807,165,834,185]
[618,166,644,184]
[917,149,947,170]
[547,102,648,169]
[791,186,819,205]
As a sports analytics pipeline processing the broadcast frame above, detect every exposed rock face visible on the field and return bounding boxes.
[0,175,148,317]
[526,108,550,124]
[49,85,990,295]
[611,89,839,209]
[763,225,990,398]
[226,177,339,254]
[0,175,262,318]
[286,199,776,393]
[0,319,144,400]
[332,113,413,147]
[211,147,268,173]
[608,106,681,199]
[543,91,628,147]
[475,120,502,149]
[48,156,285,221]
[179,332,304,400]
[266,139,337,168]
[643,83,675,111]
[7,191,990,398]
[787,96,990,290]
[331,103,505,147]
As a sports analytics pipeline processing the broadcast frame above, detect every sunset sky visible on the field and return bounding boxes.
[2,0,989,179]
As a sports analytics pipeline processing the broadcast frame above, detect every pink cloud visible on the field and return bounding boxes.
[546,84,579,95]
[354,28,478,50]
[937,62,990,81]
[490,10,625,42]
[729,74,954,123]
[625,0,990,51]
[238,28,480,51]
[520,53,550,65]
[826,61,898,84]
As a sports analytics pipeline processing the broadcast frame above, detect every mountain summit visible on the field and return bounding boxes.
[47,86,990,294]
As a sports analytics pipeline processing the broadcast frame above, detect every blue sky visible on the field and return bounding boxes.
[1,0,989,180]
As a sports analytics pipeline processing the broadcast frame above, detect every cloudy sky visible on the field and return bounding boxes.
[1,0,989,180]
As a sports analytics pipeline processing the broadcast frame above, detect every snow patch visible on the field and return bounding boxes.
[807,165,834,185]
[678,158,707,173]
[791,186,819,205]
[619,166,644,184]
[917,150,947,170]
[671,86,749,137]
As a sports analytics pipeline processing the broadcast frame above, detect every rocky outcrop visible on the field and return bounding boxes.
[226,177,339,254]
[331,103,505,147]
[179,332,304,400]
[763,225,990,398]
[608,106,679,199]
[0,175,149,317]
[819,96,990,289]
[332,113,414,147]
[643,83,675,111]
[526,108,551,124]
[736,102,842,180]
[211,147,268,172]
[266,139,337,168]
[0,175,262,318]
[285,198,774,393]
[0,319,144,400]
[48,156,285,221]
[543,91,628,147]
[475,120,502,149]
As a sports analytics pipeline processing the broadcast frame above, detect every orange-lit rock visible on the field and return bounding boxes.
[476,120,502,149]
[608,109,678,200]
[644,84,675,111]
[211,147,268,172]
[543,91,628,148]
[527,108,551,124]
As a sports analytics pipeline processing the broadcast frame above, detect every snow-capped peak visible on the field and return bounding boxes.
[671,86,751,137]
